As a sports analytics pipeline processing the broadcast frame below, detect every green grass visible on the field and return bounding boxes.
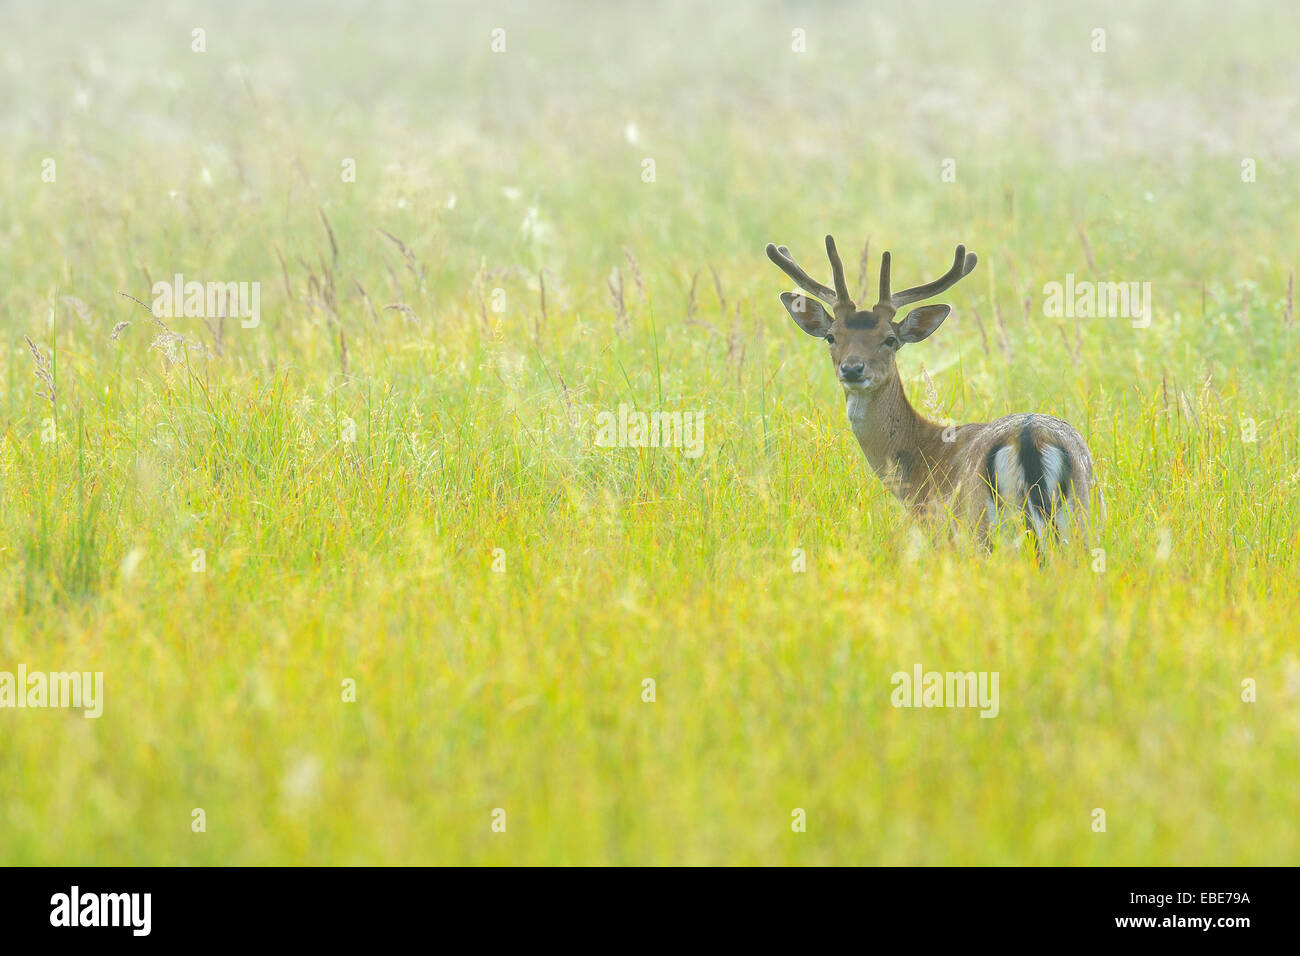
[1,0,1298,864]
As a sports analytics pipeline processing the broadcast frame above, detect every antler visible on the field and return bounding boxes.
[879,245,978,312]
[765,236,856,317]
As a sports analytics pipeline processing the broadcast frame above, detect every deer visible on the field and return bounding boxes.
[766,235,1099,554]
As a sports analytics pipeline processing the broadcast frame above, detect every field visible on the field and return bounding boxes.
[2,0,1298,865]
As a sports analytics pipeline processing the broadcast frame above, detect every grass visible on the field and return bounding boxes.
[1,0,1298,865]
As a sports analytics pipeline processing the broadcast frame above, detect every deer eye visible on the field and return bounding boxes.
[824,333,836,345]
[883,335,899,349]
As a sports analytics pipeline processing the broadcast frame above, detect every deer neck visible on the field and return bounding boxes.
[843,373,947,506]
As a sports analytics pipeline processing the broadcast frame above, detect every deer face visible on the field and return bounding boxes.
[780,293,950,392]
[767,237,976,394]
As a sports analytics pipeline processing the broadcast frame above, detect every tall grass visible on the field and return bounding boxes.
[0,0,1297,864]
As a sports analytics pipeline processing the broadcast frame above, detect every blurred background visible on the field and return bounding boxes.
[2,1,1298,865]
[5,0,1298,330]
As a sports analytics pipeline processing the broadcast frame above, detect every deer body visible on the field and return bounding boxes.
[767,235,1098,551]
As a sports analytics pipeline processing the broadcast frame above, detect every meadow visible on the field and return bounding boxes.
[1,0,1297,864]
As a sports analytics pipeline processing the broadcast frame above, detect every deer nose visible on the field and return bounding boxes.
[839,361,866,382]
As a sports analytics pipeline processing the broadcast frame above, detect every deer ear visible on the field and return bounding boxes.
[895,304,950,344]
[780,292,832,338]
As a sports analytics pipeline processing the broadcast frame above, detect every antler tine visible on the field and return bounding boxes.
[823,235,853,313]
[890,244,978,309]
[877,251,892,310]
[765,243,837,305]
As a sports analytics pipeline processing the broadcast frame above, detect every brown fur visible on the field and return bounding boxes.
[841,336,1098,547]
[770,239,1100,550]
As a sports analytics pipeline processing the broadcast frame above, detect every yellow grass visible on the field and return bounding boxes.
[1,0,1297,864]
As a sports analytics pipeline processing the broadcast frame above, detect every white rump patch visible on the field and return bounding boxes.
[985,445,1022,526]
[984,442,1072,540]
[1039,445,1068,496]
[1040,445,1072,542]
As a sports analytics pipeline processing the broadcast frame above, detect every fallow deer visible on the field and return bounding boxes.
[767,235,1099,553]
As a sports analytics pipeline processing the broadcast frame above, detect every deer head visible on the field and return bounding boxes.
[767,236,977,392]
